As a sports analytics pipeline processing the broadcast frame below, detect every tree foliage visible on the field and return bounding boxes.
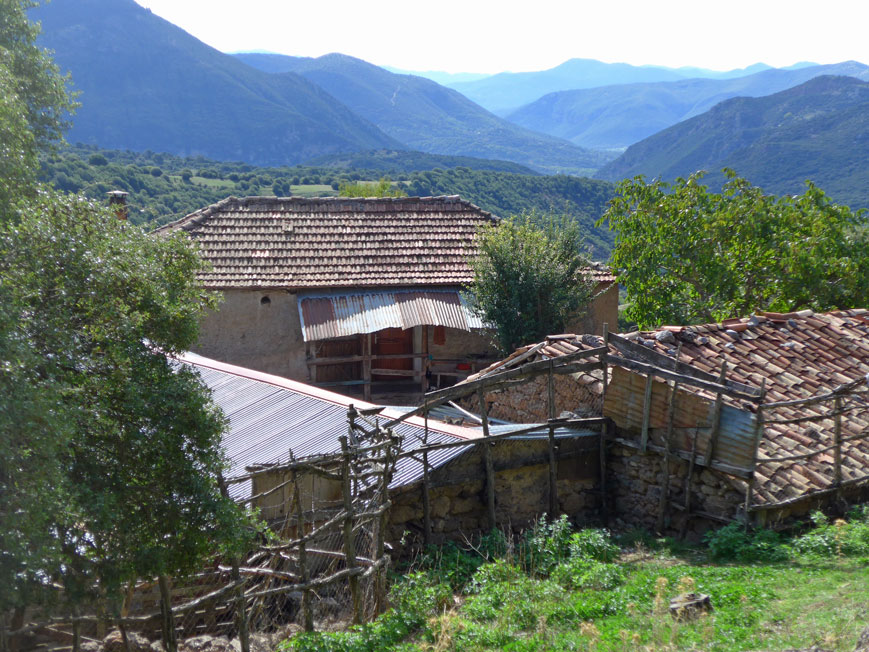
[468,215,594,353]
[601,171,869,328]
[338,177,407,197]
[0,191,255,611]
[0,0,76,211]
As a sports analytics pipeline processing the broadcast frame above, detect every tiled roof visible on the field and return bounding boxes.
[465,310,869,508]
[154,196,498,290]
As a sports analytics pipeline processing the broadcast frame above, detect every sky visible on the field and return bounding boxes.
[132,0,868,74]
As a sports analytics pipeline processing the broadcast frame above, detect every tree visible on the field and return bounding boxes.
[0,191,255,611]
[601,171,869,328]
[0,0,76,213]
[468,214,595,353]
[338,177,407,197]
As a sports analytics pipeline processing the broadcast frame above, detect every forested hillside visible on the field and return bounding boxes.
[40,146,616,255]
[507,61,869,149]
[33,0,399,166]
[596,76,869,209]
[234,53,613,174]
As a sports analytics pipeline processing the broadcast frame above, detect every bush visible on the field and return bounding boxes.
[521,514,573,576]
[791,510,869,558]
[551,559,624,590]
[704,523,788,562]
[568,528,620,562]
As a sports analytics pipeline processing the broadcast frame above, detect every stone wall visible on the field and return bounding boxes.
[606,441,745,536]
[387,437,602,549]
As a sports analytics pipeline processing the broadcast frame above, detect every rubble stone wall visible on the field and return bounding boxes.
[387,437,601,548]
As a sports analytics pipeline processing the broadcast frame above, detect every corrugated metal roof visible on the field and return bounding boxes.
[298,288,484,341]
[176,352,482,499]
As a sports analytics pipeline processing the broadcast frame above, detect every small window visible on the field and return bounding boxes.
[260,295,271,306]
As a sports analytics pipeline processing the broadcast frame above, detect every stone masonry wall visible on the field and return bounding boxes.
[387,437,601,550]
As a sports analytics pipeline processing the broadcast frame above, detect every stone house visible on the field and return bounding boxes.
[155,195,617,402]
[460,309,869,535]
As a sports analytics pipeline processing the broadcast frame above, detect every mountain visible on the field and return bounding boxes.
[233,53,613,174]
[381,67,492,86]
[595,76,869,209]
[303,149,537,174]
[507,62,869,149]
[32,0,400,167]
[444,59,796,114]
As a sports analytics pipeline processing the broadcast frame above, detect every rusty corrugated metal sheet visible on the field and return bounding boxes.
[603,365,755,472]
[298,288,483,341]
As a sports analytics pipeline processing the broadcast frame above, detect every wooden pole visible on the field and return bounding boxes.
[600,420,609,525]
[656,380,680,533]
[339,436,362,625]
[705,361,728,465]
[744,380,767,528]
[363,335,372,401]
[158,576,177,652]
[374,430,392,615]
[547,360,558,515]
[478,389,497,530]
[639,373,654,453]
[833,395,843,502]
[71,614,81,652]
[292,479,313,632]
[601,323,609,404]
[679,428,700,539]
[422,401,432,546]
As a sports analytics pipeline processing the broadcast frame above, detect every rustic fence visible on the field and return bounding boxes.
[3,412,401,652]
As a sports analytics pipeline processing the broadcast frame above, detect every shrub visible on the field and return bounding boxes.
[521,514,573,576]
[704,523,788,562]
[568,528,620,562]
[551,559,624,590]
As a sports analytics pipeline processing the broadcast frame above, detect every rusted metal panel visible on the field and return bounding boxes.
[603,365,755,472]
[298,288,482,341]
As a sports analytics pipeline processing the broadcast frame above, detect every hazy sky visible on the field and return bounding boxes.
[133,0,868,74]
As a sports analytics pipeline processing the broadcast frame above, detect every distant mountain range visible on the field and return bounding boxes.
[33,0,610,174]
[596,76,869,209]
[506,62,869,149]
[443,59,801,114]
[233,53,611,174]
[33,0,401,166]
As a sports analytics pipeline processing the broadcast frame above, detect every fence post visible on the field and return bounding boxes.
[422,401,432,546]
[158,576,177,652]
[339,436,362,625]
[601,323,609,403]
[548,360,558,516]
[656,380,679,533]
[478,388,497,530]
[833,394,843,502]
[744,379,768,529]
[293,479,314,632]
[639,373,654,453]
[72,612,81,652]
[374,430,394,615]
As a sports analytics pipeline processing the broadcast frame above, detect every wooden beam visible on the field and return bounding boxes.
[478,389,497,530]
[639,373,654,453]
[656,379,680,532]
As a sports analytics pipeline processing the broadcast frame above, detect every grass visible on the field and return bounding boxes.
[280,510,869,652]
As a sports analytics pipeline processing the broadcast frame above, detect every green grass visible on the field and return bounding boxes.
[281,511,869,652]
[290,184,337,197]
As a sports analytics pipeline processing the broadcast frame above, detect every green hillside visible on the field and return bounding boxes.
[40,146,616,255]
[595,76,869,210]
[33,0,399,167]
[234,53,613,175]
[507,62,869,149]
[303,149,537,174]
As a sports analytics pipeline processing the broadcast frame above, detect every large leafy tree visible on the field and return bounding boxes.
[601,171,869,328]
[469,214,594,353]
[0,1,253,613]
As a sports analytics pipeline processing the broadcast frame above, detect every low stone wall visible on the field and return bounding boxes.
[607,441,745,537]
[387,436,602,548]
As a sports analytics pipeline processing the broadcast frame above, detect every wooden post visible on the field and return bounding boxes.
[833,395,843,501]
[599,420,609,525]
[422,401,432,546]
[374,431,392,615]
[1,612,8,652]
[339,436,362,625]
[656,380,680,533]
[705,361,728,465]
[421,326,429,394]
[363,335,372,401]
[158,576,177,652]
[639,373,654,453]
[478,389,497,530]
[231,560,251,651]
[744,380,767,528]
[679,428,700,539]
[293,479,314,632]
[548,360,558,515]
[601,323,609,403]
[72,613,81,652]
